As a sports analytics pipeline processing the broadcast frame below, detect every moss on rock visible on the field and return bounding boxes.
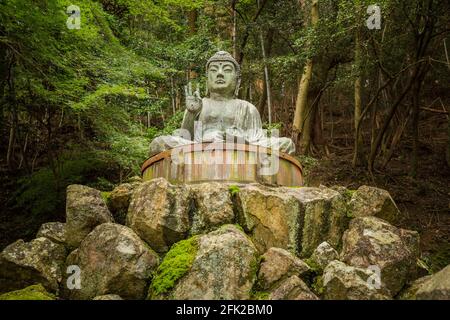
[250,290,270,300]
[0,284,55,300]
[311,276,324,296]
[228,185,240,196]
[100,191,111,204]
[149,235,200,298]
[304,257,321,273]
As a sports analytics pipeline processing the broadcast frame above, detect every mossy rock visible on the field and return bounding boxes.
[150,225,258,300]
[148,235,200,299]
[0,284,56,300]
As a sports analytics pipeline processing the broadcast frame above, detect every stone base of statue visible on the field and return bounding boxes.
[141,142,303,187]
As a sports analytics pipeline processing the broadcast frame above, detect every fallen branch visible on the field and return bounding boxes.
[420,107,448,114]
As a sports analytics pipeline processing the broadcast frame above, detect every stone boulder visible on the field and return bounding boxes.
[150,225,258,300]
[322,260,390,300]
[235,185,348,257]
[65,185,114,249]
[127,176,143,184]
[126,178,192,253]
[0,237,67,293]
[269,275,319,300]
[93,294,124,300]
[348,186,400,223]
[64,223,159,300]
[257,247,310,290]
[400,264,450,300]
[36,222,66,246]
[235,185,301,254]
[0,284,56,300]
[398,275,432,300]
[340,216,420,296]
[307,241,339,272]
[188,183,235,234]
[284,186,349,257]
[108,183,135,225]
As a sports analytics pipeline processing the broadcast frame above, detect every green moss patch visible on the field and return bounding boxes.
[0,284,55,300]
[250,290,270,300]
[311,276,324,296]
[343,189,356,198]
[304,257,320,272]
[100,191,111,204]
[228,185,240,196]
[149,236,199,298]
[233,223,245,233]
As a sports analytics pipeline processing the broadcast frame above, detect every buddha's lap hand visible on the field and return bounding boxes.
[203,130,224,142]
[225,127,245,141]
[185,82,202,113]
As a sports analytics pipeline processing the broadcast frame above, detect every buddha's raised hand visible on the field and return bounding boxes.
[184,82,202,113]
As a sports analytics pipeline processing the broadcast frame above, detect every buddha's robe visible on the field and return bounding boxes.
[149,98,295,156]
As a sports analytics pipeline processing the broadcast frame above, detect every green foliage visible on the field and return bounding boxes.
[12,153,109,217]
[0,284,55,300]
[262,122,283,137]
[99,133,149,177]
[90,178,115,192]
[13,169,60,218]
[228,185,241,196]
[149,236,199,298]
[296,155,319,180]
[100,191,112,204]
[146,111,184,141]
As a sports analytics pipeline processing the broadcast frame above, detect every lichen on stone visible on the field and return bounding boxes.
[149,235,199,298]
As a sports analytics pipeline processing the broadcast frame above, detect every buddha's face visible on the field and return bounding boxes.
[207,61,237,97]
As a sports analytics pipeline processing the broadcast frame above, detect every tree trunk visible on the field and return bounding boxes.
[232,1,237,58]
[368,73,416,173]
[292,0,318,151]
[188,9,198,79]
[353,29,364,167]
[171,75,176,115]
[447,115,450,168]
[6,59,17,169]
[258,28,274,124]
[411,83,420,178]
[237,0,269,64]
[411,67,428,178]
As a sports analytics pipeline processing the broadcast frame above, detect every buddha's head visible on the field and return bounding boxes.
[206,51,241,99]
